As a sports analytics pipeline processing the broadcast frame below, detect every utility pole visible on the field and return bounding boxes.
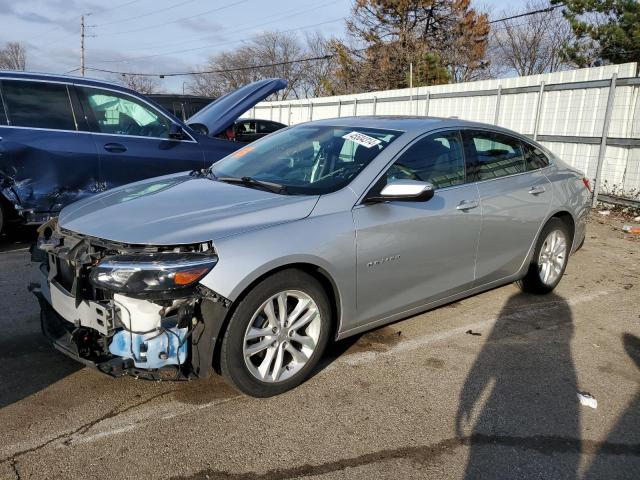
[80,14,85,76]
[80,13,93,76]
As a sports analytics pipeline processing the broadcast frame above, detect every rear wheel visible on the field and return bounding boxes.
[519,218,570,294]
[220,269,331,397]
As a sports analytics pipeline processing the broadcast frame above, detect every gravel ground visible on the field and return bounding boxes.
[0,215,638,480]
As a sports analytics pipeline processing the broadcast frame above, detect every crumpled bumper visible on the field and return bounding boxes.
[31,262,190,381]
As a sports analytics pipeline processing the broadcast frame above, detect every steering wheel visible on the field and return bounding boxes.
[387,163,422,181]
[317,163,360,182]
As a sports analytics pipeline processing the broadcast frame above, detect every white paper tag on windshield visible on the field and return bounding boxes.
[342,131,381,148]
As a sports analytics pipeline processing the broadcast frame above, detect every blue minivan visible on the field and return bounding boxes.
[0,72,286,234]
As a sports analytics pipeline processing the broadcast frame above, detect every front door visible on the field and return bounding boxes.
[462,129,552,284]
[353,130,482,326]
[76,85,205,190]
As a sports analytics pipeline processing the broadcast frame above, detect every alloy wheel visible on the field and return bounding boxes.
[242,290,321,383]
[538,229,567,286]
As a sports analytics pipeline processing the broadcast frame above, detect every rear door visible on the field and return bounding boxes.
[353,130,482,325]
[0,78,99,216]
[463,129,552,285]
[76,85,205,189]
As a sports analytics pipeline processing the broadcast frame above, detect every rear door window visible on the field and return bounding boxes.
[78,87,171,139]
[523,142,550,170]
[386,130,466,189]
[464,130,525,181]
[1,80,76,130]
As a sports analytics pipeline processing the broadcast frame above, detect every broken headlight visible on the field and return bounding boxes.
[89,253,217,294]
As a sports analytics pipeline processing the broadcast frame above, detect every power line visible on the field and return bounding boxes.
[95,0,144,16]
[489,4,564,24]
[91,16,344,65]
[28,1,144,44]
[93,0,196,28]
[51,2,573,80]
[92,0,343,62]
[99,0,248,37]
[85,52,336,77]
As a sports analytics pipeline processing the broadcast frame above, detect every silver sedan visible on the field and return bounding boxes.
[32,117,591,397]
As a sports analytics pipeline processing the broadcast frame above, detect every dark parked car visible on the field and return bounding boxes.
[230,118,286,143]
[0,72,286,234]
[148,94,214,121]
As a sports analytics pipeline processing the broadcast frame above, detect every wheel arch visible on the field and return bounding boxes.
[208,261,342,374]
[549,210,575,244]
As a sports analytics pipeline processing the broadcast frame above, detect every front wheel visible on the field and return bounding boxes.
[519,218,570,294]
[220,269,331,397]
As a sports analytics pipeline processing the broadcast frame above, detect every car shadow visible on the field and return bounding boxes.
[456,292,581,479]
[0,239,82,408]
[0,224,37,253]
[0,330,82,409]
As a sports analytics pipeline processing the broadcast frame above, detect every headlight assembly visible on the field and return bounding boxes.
[89,253,218,294]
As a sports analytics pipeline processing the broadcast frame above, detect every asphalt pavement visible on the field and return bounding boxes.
[0,216,638,479]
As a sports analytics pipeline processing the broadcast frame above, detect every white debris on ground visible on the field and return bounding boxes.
[598,210,611,215]
[577,392,598,409]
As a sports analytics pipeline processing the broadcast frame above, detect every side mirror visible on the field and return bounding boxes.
[169,123,185,140]
[365,179,435,204]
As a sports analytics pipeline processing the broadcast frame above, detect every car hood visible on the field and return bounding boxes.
[58,174,318,245]
[186,78,287,137]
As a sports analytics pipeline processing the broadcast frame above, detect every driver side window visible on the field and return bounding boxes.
[386,131,465,189]
[79,87,170,139]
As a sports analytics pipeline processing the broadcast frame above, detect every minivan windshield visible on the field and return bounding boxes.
[210,125,402,194]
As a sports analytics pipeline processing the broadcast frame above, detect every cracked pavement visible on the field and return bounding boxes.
[0,216,638,479]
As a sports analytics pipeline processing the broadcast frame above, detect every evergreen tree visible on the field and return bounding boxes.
[552,0,640,66]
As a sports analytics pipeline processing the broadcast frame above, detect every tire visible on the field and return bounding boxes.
[220,269,331,397]
[518,218,571,294]
[0,201,4,236]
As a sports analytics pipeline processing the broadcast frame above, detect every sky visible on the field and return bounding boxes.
[0,0,530,93]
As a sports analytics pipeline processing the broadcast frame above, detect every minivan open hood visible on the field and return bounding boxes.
[186,78,287,137]
[58,174,318,245]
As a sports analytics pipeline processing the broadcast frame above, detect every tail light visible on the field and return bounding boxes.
[582,177,592,193]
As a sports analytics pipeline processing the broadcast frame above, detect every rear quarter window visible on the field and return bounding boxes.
[523,143,550,170]
[1,80,76,130]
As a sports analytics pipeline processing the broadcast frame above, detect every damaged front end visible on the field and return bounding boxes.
[30,219,230,380]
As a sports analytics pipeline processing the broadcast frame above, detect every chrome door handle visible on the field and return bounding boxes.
[457,200,479,211]
[529,185,546,195]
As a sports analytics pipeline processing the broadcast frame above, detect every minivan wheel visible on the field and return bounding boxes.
[220,269,331,397]
[519,218,570,294]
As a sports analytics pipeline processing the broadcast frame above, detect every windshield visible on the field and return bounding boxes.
[210,125,402,194]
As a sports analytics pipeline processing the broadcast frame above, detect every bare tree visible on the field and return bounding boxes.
[0,42,26,70]
[114,74,161,94]
[298,31,337,97]
[489,0,574,76]
[188,31,330,100]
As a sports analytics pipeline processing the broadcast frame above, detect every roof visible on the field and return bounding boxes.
[307,115,531,139]
[0,70,141,96]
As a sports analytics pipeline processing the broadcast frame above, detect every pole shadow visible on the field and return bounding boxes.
[456,292,580,479]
